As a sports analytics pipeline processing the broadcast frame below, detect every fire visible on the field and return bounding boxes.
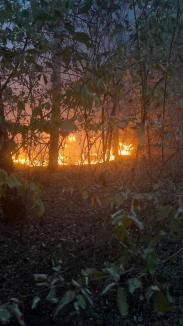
[68,134,76,143]
[12,142,134,166]
[12,155,47,167]
[118,143,133,156]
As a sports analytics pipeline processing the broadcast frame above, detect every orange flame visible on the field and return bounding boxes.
[12,142,134,166]
[118,143,133,156]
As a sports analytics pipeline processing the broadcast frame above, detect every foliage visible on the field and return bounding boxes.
[32,260,93,318]
[0,169,44,218]
[18,192,181,323]
[0,298,25,326]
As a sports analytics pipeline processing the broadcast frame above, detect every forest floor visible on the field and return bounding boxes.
[0,159,182,326]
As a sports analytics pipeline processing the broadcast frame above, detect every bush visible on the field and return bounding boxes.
[0,169,44,224]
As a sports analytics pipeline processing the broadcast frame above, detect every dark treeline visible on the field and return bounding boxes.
[0,0,183,170]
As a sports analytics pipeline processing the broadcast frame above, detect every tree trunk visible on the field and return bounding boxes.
[112,127,119,159]
[106,97,118,161]
[48,57,61,171]
[0,90,13,172]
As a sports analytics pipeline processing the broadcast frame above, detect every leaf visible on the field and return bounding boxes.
[80,0,93,12]
[34,274,48,282]
[0,169,8,186]
[76,294,86,309]
[114,224,127,241]
[54,290,76,316]
[46,287,58,304]
[144,249,159,275]
[101,282,116,295]
[7,174,22,189]
[80,288,93,306]
[74,32,90,47]
[112,210,143,230]
[117,287,129,316]
[9,302,25,326]
[145,285,157,301]
[153,291,170,313]
[148,233,163,248]
[128,278,142,294]
[128,213,144,230]
[0,307,11,323]
[105,265,124,281]
[112,209,125,225]
[31,296,40,310]
[157,206,173,221]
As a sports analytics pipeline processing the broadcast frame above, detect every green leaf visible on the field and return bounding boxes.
[74,32,90,47]
[54,290,76,316]
[128,213,144,230]
[81,0,93,12]
[76,294,86,309]
[81,268,96,276]
[114,224,127,241]
[10,302,25,326]
[80,288,93,306]
[7,174,22,189]
[31,296,41,310]
[47,287,58,304]
[0,169,8,186]
[105,264,124,281]
[34,274,48,282]
[128,278,142,294]
[144,249,159,275]
[157,206,174,221]
[117,287,129,316]
[112,210,143,230]
[0,307,11,323]
[153,291,170,313]
[145,285,159,302]
[101,282,116,295]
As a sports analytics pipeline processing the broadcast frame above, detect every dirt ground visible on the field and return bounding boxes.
[0,162,182,325]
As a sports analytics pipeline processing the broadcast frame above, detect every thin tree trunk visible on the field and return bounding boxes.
[161,0,180,163]
[48,57,61,171]
[101,102,106,162]
[0,90,13,172]
[106,97,118,161]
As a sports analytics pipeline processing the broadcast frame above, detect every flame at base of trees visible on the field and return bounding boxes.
[12,138,134,167]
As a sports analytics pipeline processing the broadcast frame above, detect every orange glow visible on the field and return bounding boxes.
[68,134,76,143]
[12,141,134,167]
[118,143,133,156]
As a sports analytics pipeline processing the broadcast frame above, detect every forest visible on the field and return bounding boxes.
[0,0,183,325]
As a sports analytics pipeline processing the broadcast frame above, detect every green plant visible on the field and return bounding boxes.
[0,169,44,222]
[29,192,182,323]
[32,260,93,319]
[0,298,25,326]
